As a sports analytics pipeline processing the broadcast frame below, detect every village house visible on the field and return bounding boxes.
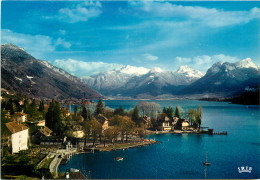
[72,124,85,138]
[160,116,172,131]
[5,122,29,153]
[96,114,109,131]
[39,126,53,136]
[14,112,27,122]
[182,120,190,130]
[36,120,46,126]
[172,117,179,127]
[173,118,190,131]
[142,115,151,128]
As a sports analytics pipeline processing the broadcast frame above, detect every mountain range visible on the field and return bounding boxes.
[1,43,259,100]
[82,59,260,99]
[1,44,102,100]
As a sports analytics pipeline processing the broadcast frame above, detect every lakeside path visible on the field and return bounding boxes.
[95,140,161,152]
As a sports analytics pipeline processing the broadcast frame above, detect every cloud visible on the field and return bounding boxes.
[56,38,71,48]
[59,30,66,35]
[53,58,124,77]
[142,53,158,61]
[1,29,71,59]
[48,1,102,23]
[175,54,239,72]
[128,2,260,27]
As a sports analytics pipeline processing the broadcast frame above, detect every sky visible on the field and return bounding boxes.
[1,0,260,77]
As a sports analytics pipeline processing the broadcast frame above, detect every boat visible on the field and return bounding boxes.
[70,168,80,172]
[116,157,123,161]
[203,152,211,166]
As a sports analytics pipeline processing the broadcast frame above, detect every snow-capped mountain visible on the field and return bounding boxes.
[180,58,260,97]
[177,65,205,79]
[82,65,204,98]
[119,65,150,76]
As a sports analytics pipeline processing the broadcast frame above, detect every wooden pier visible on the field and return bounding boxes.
[213,131,227,135]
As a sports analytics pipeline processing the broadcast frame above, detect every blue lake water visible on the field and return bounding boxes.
[60,100,260,179]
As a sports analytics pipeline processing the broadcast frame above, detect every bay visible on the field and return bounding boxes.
[60,100,260,179]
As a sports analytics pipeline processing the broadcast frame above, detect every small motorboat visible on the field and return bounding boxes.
[203,152,211,166]
[70,168,80,172]
[203,161,211,166]
[116,157,124,161]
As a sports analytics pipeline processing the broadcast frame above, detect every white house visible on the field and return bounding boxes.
[5,122,29,153]
[14,112,27,122]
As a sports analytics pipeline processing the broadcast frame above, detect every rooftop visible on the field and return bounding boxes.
[6,122,29,134]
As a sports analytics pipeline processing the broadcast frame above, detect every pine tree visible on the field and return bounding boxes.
[23,99,30,114]
[132,105,140,126]
[166,106,174,118]
[196,105,202,130]
[82,106,88,121]
[45,99,63,135]
[94,99,104,116]
[175,106,181,118]
[39,100,44,112]
[74,105,78,116]
[163,107,167,114]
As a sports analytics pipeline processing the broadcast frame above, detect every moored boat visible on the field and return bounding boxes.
[70,168,80,172]
[116,157,123,161]
[203,152,211,166]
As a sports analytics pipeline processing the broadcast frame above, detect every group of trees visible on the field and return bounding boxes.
[187,105,202,129]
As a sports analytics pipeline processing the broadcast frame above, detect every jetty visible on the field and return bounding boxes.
[212,131,227,135]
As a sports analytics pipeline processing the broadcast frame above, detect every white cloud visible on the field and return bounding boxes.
[142,53,158,61]
[175,54,239,72]
[129,2,260,27]
[53,1,102,23]
[56,38,71,48]
[1,29,71,59]
[53,58,124,77]
[59,30,66,35]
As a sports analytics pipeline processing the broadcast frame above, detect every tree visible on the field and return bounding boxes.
[87,109,92,121]
[45,99,63,135]
[94,99,104,116]
[38,100,44,112]
[136,127,146,139]
[132,105,141,126]
[82,106,88,121]
[82,121,91,147]
[90,120,102,146]
[166,106,174,118]
[103,128,115,147]
[175,105,183,118]
[188,109,197,126]
[29,99,38,118]
[114,106,124,116]
[163,107,167,114]
[6,98,16,115]
[23,99,30,114]
[138,101,148,116]
[118,116,135,142]
[196,105,202,130]
[74,105,78,116]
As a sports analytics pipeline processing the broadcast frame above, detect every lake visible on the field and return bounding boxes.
[60,100,260,179]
